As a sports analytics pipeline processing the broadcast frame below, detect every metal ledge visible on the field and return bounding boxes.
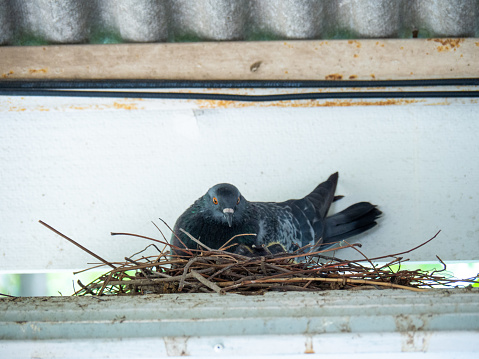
[1,289,478,357]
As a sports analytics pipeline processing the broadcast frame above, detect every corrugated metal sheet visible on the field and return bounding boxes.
[0,0,478,46]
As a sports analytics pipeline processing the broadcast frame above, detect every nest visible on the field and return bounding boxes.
[39,221,477,296]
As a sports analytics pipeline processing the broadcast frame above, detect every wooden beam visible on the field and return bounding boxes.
[1,38,478,81]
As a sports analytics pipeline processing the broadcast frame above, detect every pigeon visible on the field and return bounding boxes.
[171,172,381,256]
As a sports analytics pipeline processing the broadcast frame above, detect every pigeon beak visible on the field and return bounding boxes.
[223,208,234,227]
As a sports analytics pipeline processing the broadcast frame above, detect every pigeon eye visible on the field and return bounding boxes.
[237,196,241,204]
[212,197,218,205]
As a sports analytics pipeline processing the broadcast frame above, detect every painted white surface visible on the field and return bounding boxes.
[0,94,478,271]
[1,290,479,357]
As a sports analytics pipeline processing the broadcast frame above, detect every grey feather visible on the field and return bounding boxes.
[171,172,381,256]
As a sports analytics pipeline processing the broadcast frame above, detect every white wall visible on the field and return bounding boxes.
[1,93,478,271]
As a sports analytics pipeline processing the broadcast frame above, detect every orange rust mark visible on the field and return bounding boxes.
[9,107,26,112]
[348,40,361,48]
[304,338,314,354]
[370,74,376,79]
[353,54,359,58]
[195,98,424,109]
[316,99,422,107]
[28,68,48,74]
[113,101,139,110]
[2,70,14,78]
[325,74,343,80]
[430,38,464,47]
[349,75,357,80]
[429,38,464,52]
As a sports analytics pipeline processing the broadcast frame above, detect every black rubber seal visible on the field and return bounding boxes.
[1,79,478,101]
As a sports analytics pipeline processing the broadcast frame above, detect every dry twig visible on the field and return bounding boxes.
[38,221,477,296]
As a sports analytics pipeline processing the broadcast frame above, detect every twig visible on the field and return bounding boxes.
[98,272,113,296]
[190,270,223,294]
[179,257,199,291]
[39,220,116,269]
[0,293,17,298]
[180,228,213,251]
[219,233,257,251]
[158,217,193,255]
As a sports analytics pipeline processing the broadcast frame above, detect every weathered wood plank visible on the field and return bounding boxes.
[1,38,478,81]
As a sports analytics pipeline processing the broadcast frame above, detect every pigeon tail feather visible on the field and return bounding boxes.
[322,202,382,245]
[294,172,339,219]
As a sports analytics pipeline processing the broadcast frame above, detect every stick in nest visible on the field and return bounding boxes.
[38,221,478,296]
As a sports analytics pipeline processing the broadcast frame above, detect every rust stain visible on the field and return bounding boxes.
[353,54,359,58]
[370,74,376,79]
[2,70,14,78]
[431,38,464,47]
[8,106,26,112]
[348,40,361,48]
[349,75,358,80]
[195,98,424,109]
[429,38,464,52]
[69,101,143,111]
[304,337,315,354]
[7,105,50,112]
[28,68,48,74]
[325,73,343,80]
[113,101,139,110]
[7,100,145,113]
[318,99,423,107]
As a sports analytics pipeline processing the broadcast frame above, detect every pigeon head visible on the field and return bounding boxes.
[204,183,246,227]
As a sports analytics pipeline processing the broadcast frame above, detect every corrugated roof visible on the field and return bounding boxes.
[0,0,478,46]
